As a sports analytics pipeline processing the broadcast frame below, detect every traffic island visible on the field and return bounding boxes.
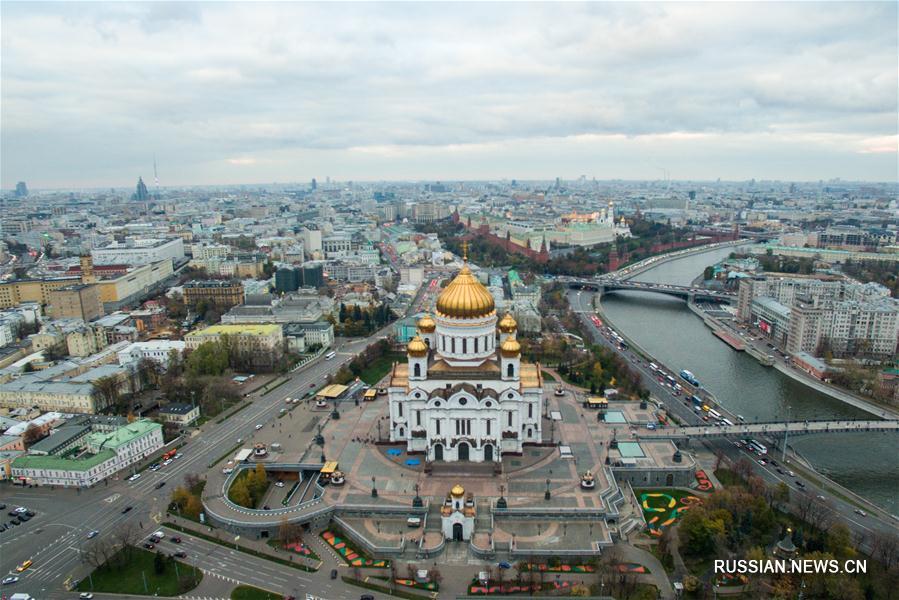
[76,546,203,596]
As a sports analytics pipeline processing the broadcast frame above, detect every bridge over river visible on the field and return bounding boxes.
[564,277,736,303]
[634,419,899,441]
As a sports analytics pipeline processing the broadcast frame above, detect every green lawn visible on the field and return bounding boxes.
[76,547,202,596]
[231,584,283,600]
[540,370,557,382]
[357,353,404,385]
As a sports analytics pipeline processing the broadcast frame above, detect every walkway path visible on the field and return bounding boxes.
[615,542,675,600]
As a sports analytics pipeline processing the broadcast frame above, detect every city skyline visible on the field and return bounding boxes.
[2,2,897,188]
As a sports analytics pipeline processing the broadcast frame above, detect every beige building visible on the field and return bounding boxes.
[48,284,104,322]
[0,277,79,308]
[66,326,109,357]
[183,280,245,309]
[185,324,284,367]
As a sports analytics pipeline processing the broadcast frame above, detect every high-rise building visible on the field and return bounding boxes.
[14,182,28,197]
[133,177,150,202]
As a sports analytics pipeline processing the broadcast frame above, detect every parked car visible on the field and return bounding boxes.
[330,569,338,579]
[143,542,155,550]
[255,424,263,430]
[2,576,19,585]
[79,594,94,599]
[174,551,187,558]
[171,537,182,544]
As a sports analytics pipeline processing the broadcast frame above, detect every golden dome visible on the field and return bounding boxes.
[450,484,465,497]
[498,312,517,333]
[436,265,495,319]
[407,335,428,357]
[500,335,521,357]
[417,313,436,333]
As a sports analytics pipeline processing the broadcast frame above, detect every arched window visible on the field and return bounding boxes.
[462,338,467,353]
[507,363,514,378]
[451,338,456,353]
[474,338,478,352]
[398,426,405,437]
[413,363,421,377]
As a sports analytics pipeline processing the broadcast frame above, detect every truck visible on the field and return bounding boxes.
[679,369,701,387]
[11,594,35,600]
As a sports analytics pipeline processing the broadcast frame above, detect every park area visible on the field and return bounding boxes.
[76,547,202,596]
[634,488,702,536]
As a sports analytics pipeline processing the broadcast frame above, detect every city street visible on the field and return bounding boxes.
[0,331,386,598]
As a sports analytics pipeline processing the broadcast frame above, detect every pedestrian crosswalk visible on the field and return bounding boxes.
[201,569,241,585]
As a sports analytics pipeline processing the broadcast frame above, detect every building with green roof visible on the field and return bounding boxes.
[11,418,163,487]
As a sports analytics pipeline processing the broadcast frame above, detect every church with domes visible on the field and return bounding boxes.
[387,255,544,463]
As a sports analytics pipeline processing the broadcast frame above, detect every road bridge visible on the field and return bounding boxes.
[633,419,899,441]
[565,277,736,304]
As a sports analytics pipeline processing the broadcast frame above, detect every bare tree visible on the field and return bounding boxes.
[871,531,899,571]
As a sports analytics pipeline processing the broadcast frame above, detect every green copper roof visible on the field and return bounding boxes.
[13,449,115,472]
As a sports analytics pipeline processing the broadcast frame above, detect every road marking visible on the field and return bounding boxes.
[104,493,121,503]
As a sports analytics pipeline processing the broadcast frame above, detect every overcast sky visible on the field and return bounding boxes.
[2,2,897,189]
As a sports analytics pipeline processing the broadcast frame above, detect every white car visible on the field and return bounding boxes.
[87,530,100,539]
[854,509,867,517]
[255,424,263,430]
[152,530,165,539]
[162,459,173,466]
[1,576,18,585]
[174,453,183,459]
[80,594,94,599]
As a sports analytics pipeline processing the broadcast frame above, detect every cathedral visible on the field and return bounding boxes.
[387,255,544,463]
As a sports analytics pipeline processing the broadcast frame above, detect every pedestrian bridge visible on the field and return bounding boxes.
[566,278,736,304]
[633,419,899,441]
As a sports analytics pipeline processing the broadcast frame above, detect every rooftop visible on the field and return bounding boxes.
[188,323,281,337]
[85,419,161,450]
[13,448,116,472]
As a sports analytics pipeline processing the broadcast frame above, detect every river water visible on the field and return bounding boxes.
[600,245,899,514]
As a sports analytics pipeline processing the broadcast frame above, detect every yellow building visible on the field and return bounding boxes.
[185,323,284,356]
[0,278,79,308]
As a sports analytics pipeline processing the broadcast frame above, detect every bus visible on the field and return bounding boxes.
[708,409,722,420]
[584,396,608,410]
[324,351,337,360]
[362,388,378,402]
[691,395,703,407]
[649,363,659,372]
[748,440,767,455]
[720,418,734,427]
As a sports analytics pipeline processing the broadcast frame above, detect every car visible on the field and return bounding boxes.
[757,459,766,465]
[143,542,155,550]
[263,505,271,510]
[817,495,826,502]
[24,510,34,517]
[174,551,187,558]
[498,561,512,569]
[360,595,375,600]
[769,459,778,467]
[162,459,173,466]
[275,481,285,488]
[149,536,161,544]
[8,519,19,526]
[80,594,94,599]
[87,530,100,539]
[121,505,133,514]
[150,465,161,472]
[170,536,182,543]
[174,453,183,459]
[7,510,19,517]
[787,470,795,477]
[310,383,316,388]
[127,473,141,482]
[795,480,805,488]
[2,576,19,585]
[18,514,30,522]
[854,509,867,517]
[776,467,785,475]
[255,424,263,430]
[0,503,5,510]
[155,481,166,490]
[152,530,165,539]
[15,560,32,572]
[330,569,338,579]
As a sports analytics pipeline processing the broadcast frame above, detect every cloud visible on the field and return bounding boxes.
[1,1,896,187]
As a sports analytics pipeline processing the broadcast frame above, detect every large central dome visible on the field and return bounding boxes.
[436,264,495,319]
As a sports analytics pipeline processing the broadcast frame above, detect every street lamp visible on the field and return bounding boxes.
[544,478,551,501]
[371,476,378,498]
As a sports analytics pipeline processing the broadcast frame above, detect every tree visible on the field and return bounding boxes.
[279,517,304,546]
[185,341,229,377]
[229,477,252,508]
[92,375,122,411]
[137,358,163,389]
[170,486,192,512]
[22,423,43,446]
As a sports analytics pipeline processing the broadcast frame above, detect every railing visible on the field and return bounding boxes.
[332,515,406,557]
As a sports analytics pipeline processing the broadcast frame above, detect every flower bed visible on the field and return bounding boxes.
[468,580,571,595]
[637,490,702,536]
[282,541,319,560]
[519,563,595,573]
[372,576,438,591]
[321,530,389,568]
[695,469,713,491]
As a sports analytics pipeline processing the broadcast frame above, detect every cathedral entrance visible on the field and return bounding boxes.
[483,444,493,462]
[453,523,464,541]
[433,443,444,461]
[457,442,470,461]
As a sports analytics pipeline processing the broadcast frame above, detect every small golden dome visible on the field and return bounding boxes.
[451,484,465,497]
[436,265,495,319]
[407,335,428,357]
[498,312,517,333]
[500,335,521,357]
[417,313,436,333]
